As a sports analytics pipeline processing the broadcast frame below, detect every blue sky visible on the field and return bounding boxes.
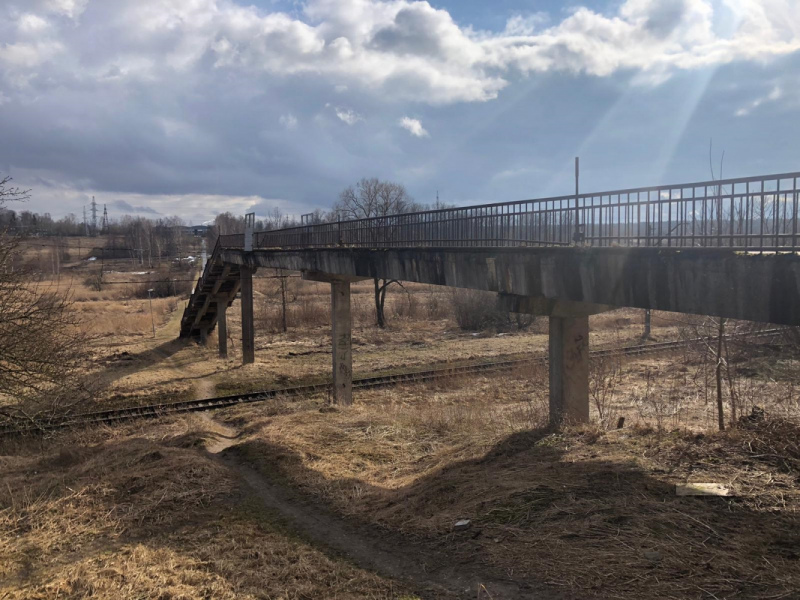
[0,0,798,223]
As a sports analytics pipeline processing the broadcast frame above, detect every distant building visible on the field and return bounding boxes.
[181,225,211,237]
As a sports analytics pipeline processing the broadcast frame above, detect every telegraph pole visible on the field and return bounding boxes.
[91,196,98,235]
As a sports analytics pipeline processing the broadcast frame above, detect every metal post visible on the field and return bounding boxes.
[573,156,584,244]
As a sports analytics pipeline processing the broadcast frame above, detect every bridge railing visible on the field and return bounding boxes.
[220,171,800,252]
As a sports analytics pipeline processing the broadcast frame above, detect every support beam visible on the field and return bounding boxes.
[240,265,255,365]
[331,279,352,405]
[303,271,370,284]
[199,327,208,346]
[216,295,228,359]
[549,315,590,426]
[497,293,613,317]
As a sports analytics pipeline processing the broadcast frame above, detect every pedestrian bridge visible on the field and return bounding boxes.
[180,171,800,424]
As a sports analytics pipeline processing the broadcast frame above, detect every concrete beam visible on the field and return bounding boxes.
[216,295,228,359]
[549,316,590,426]
[240,265,255,365]
[303,270,371,284]
[222,247,800,326]
[497,293,614,317]
[331,279,352,405]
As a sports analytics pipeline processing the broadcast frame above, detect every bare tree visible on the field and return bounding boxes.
[0,176,93,427]
[335,178,418,328]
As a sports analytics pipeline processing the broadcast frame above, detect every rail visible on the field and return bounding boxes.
[1,328,782,436]
[217,171,800,252]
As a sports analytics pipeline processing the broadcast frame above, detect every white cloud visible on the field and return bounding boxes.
[503,13,549,36]
[399,117,429,138]
[736,85,783,116]
[279,113,298,129]
[30,0,88,19]
[17,14,50,34]
[335,107,362,125]
[0,0,797,105]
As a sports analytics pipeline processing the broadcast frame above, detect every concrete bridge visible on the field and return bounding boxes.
[181,171,800,425]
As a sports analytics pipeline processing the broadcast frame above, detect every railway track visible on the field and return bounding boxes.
[0,329,783,436]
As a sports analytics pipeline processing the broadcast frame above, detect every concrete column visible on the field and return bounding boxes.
[549,315,590,425]
[216,296,228,359]
[240,266,255,365]
[331,279,352,405]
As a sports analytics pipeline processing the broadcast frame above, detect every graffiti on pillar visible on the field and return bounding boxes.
[565,332,587,368]
[336,333,351,349]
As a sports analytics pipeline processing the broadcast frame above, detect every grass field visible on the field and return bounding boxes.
[2,244,800,599]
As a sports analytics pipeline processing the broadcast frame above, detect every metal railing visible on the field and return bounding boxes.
[217,171,800,252]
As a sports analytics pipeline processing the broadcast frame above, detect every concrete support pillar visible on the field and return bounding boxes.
[216,296,228,359]
[331,279,352,405]
[240,266,255,365]
[549,315,590,426]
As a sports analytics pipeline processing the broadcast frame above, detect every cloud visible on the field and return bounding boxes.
[335,107,362,125]
[0,0,796,106]
[503,14,549,36]
[399,117,429,138]
[0,0,798,222]
[736,85,783,116]
[279,113,298,129]
[109,199,160,214]
[17,14,50,35]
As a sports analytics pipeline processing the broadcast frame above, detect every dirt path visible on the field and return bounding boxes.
[201,417,559,600]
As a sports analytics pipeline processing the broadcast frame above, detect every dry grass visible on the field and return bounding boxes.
[218,379,800,600]
[0,416,415,599]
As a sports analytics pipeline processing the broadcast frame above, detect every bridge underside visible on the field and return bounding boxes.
[185,246,800,425]
[224,246,800,325]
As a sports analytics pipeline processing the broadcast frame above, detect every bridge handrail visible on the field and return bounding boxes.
[215,171,800,251]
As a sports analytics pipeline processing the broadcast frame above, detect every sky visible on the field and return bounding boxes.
[0,0,798,225]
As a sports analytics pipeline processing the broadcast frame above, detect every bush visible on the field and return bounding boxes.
[451,289,535,332]
[392,291,419,319]
[83,272,103,291]
[451,289,505,331]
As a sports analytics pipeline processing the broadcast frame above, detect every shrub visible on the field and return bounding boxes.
[451,289,536,332]
[451,289,505,331]
[83,272,103,291]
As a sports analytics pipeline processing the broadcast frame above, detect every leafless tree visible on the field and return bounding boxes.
[0,176,94,428]
[335,178,419,328]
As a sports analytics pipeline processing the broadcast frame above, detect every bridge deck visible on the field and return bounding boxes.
[180,170,800,339]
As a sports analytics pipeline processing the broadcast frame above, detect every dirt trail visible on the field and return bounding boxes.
[201,417,558,600]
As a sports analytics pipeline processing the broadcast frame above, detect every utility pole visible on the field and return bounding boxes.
[90,197,98,236]
[102,204,108,234]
